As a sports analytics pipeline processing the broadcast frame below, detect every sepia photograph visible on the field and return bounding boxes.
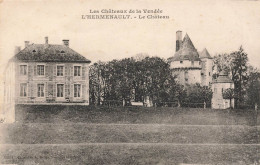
[0,0,260,164]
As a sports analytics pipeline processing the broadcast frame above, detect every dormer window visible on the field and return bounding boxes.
[61,50,65,53]
[32,50,36,53]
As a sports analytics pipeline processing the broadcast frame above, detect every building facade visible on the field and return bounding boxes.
[4,37,91,105]
[211,71,234,109]
[168,31,213,87]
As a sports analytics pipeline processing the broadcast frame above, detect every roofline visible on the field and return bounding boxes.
[171,67,202,70]
[170,59,202,62]
[11,60,91,63]
[200,57,213,59]
[212,81,233,83]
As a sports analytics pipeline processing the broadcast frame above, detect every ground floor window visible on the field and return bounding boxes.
[20,83,27,97]
[37,84,44,97]
[57,84,64,97]
[74,84,81,97]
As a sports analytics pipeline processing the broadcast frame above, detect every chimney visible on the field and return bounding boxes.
[45,36,48,44]
[24,41,30,48]
[14,46,21,55]
[176,31,182,52]
[62,39,69,47]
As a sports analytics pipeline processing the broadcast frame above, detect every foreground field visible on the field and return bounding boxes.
[15,105,258,125]
[0,124,259,144]
[0,105,259,164]
[1,143,259,165]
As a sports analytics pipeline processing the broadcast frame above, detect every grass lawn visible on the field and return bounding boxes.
[0,143,259,165]
[0,105,258,164]
[0,124,259,144]
[15,105,259,125]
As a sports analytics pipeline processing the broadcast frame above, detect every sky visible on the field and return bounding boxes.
[0,0,260,74]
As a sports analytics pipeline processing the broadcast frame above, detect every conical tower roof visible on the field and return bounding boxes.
[199,48,213,59]
[169,34,200,62]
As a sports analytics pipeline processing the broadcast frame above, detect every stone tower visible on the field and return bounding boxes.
[211,71,234,109]
[199,48,213,86]
[168,32,202,85]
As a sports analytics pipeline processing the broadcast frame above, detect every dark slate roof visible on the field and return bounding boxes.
[212,71,233,83]
[199,48,213,59]
[168,34,201,62]
[10,44,91,63]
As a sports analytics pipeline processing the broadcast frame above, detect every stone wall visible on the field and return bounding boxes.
[201,58,213,86]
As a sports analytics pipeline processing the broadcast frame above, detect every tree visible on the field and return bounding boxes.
[230,46,249,108]
[185,83,213,107]
[245,67,260,107]
[141,57,173,103]
[213,46,249,108]
[213,53,233,75]
[222,88,235,109]
[89,55,181,107]
[169,83,186,107]
[89,61,107,105]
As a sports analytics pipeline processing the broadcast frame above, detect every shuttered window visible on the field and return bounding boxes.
[57,66,64,76]
[20,83,27,97]
[57,84,64,97]
[37,65,45,76]
[74,84,81,97]
[74,66,81,76]
[37,84,44,97]
[20,65,27,75]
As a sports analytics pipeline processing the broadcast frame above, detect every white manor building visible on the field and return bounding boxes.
[3,37,91,122]
[4,37,91,105]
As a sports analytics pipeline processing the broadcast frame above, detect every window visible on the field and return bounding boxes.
[37,65,45,76]
[20,65,27,75]
[214,88,217,94]
[199,62,201,65]
[184,71,188,81]
[74,84,81,97]
[191,61,194,65]
[74,66,81,76]
[180,61,183,64]
[57,66,64,76]
[20,83,27,97]
[57,84,64,97]
[209,72,211,76]
[37,84,44,97]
